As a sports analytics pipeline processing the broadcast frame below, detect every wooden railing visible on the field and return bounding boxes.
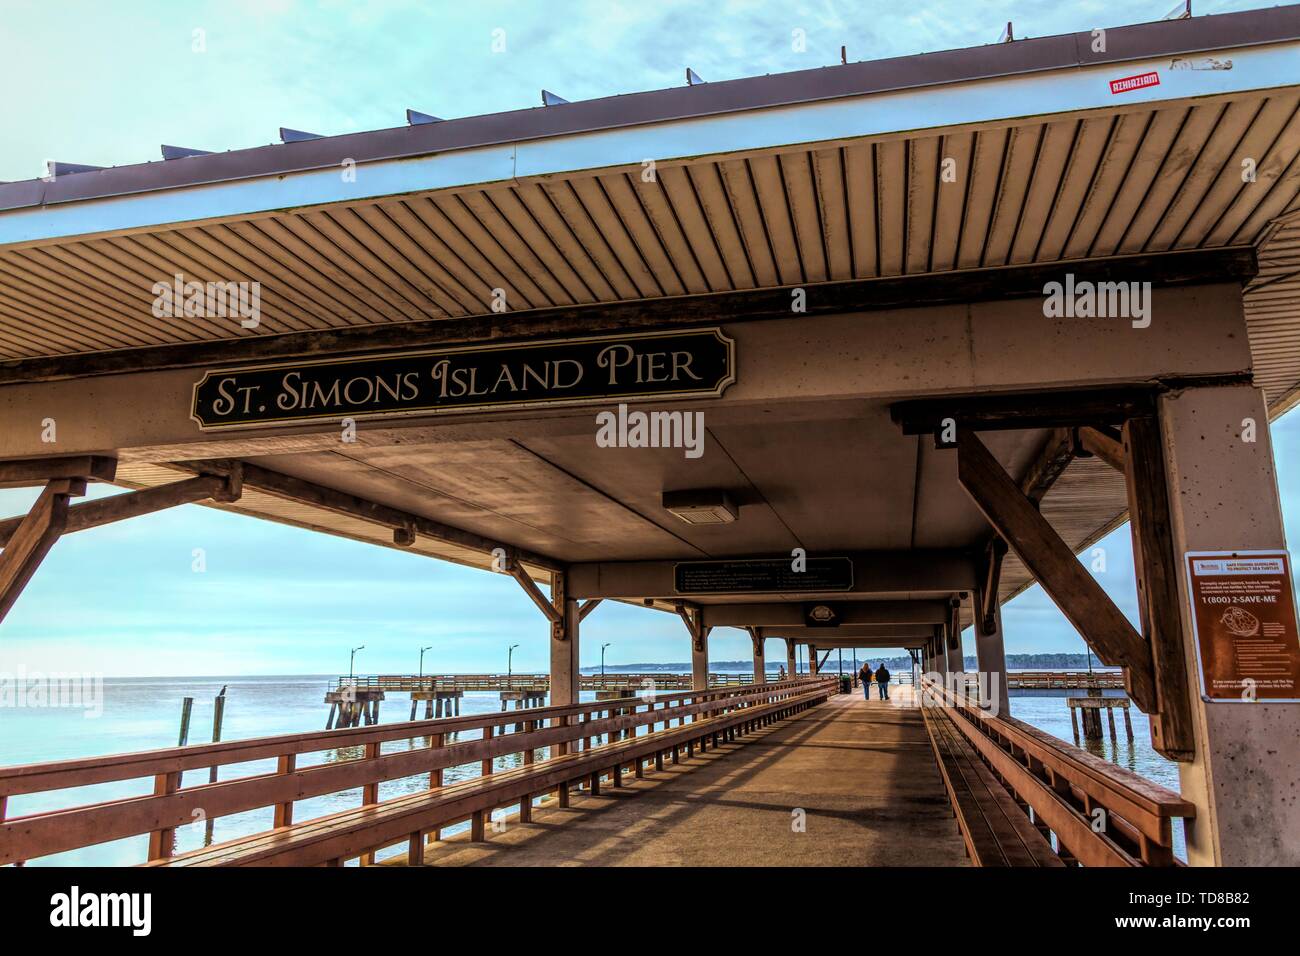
[0,677,834,867]
[920,678,1193,865]
[332,672,769,692]
[1004,671,1125,690]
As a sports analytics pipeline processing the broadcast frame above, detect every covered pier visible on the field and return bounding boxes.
[2,8,1300,867]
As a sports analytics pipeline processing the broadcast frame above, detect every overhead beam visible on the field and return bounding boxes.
[568,551,977,599]
[0,248,1256,386]
[0,475,236,547]
[701,600,949,628]
[0,479,79,623]
[759,624,936,640]
[0,455,116,489]
[892,388,1159,436]
[175,458,564,573]
[955,430,1157,711]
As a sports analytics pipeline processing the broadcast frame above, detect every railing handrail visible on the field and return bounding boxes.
[0,678,820,796]
[920,677,1192,865]
[0,677,837,866]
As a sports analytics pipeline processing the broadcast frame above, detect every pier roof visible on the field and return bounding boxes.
[2,7,1299,627]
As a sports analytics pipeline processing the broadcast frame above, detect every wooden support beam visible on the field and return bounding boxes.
[675,603,705,651]
[577,598,602,622]
[1122,417,1195,762]
[745,626,763,652]
[0,475,233,547]
[0,479,79,623]
[1079,425,1126,473]
[176,458,563,572]
[893,389,1157,436]
[508,563,562,626]
[978,538,1008,634]
[0,248,1256,387]
[955,430,1157,711]
[1020,428,1077,504]
[0,455,116,489]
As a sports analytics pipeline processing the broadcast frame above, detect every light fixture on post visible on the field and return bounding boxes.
[661,490,738,525]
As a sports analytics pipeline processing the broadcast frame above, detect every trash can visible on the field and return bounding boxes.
[839,675,852,695]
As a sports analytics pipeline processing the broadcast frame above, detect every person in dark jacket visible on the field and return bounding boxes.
[875,663,891,699]
[858,662,873,700]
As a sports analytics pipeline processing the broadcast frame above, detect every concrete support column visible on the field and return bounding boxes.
[1161,385,1300,866]
[785,639,797,679]
[691,627,710,691]
[972,587,1011,717]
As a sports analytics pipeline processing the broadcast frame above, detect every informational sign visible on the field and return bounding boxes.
[673,557,854,595]
[1184,551,1300,702]
[191,327,734,430]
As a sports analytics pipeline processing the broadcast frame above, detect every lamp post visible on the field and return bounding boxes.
[419,644,433,691]
[507,643,519,688]
[601,642,612,679]
[349,645,365,679]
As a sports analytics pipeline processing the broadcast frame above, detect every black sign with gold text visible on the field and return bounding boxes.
[674,558,855,595]
[191,328,735,430]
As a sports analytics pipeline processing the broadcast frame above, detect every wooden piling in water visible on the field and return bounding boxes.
[204,687,226,847]
[177,697,193,746]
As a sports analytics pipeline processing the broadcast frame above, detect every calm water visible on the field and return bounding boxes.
[0,673,1183,865]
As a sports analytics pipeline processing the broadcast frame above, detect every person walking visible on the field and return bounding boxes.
[875,662,892,700]
[858,661,873,700]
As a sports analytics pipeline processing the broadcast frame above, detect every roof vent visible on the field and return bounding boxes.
[541,90,569,107]
[406,109,443,125]
[45,161,104,178]
[280,128,323,143]
[662,490,738,525]
[161,145,213,160]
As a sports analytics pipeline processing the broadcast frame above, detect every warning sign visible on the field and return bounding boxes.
[1185,551,1300,702]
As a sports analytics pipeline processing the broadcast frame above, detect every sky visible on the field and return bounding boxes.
[0,0,1292,676]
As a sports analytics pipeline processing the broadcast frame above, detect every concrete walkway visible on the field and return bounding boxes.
[413,687,970,866]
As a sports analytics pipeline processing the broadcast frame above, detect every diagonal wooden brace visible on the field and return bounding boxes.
[0,474,236,547]
[956,430,1158,712]
[507,562,562,627]
[675,603,706,652]
[0,479,79,624]
[578,599,602,622]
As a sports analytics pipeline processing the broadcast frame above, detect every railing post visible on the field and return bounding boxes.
[273,754,296,828]
[146,771,181,861]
